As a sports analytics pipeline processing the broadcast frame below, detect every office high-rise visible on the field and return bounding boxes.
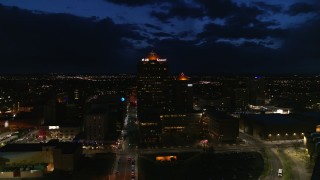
[137,51,169,114]
[172,72,193,113]
[248,77,265,106]
[137,51,169,144]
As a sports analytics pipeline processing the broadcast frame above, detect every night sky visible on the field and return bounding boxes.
[0,0,319,74]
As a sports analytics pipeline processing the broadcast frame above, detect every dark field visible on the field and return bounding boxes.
[139,151,264,180]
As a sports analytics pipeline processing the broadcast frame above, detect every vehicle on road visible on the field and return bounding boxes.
[278,169,283,177]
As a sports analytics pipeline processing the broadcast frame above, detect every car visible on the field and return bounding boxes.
[278,169,283,177]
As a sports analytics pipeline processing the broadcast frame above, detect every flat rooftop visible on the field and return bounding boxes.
[242,114,317,126]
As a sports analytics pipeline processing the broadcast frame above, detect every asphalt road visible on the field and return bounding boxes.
[285,147,311,180]
[111,104,138,180]
[239,133,283,179]
[112,153,135,180]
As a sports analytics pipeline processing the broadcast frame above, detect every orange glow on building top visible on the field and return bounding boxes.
[177,72,189,81]
[141,51,166,62]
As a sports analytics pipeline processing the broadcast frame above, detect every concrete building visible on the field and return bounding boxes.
[204,110,239,142]
[85,95,126,142]
[137,51,169,115]
[0,140,82,178]
[85,108,108,142]
[172,73,193,113]
[137,51,169,144]
[234,88,249,111]
[160,112,201,137]
[240,114,316,140]
[248,77,265,106]
[39,125,81,142]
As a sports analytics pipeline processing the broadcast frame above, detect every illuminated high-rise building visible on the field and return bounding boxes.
[137,51,169,114]
[172,72,193,112]
[248,77,265,106]
[137,51,169,144]
[234,88,249,110]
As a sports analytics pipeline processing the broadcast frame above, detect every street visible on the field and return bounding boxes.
[239,132,311,180]
[110,104,139,180]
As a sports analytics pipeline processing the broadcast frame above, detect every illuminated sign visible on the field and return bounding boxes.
[141,58,167,62]
[49,126,59,130]
[187,84,193,87]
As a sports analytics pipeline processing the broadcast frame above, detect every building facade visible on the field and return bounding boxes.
[137,51,169,114]
[248,77,265,106]
[137,51,169,144]
[204,109,239,142]
[172,73,193,113]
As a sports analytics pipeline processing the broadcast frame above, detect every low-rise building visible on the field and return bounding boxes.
[204,109,239,142]
[160,112,201,137]
[0,140,82,178]
[241,114,316,140]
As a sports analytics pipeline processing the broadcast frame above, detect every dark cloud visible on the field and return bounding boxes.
[287,3,315,16]
[150,11,171,23]
[150,2,203,22]
[1,1,320,75]
[198,20,286,40]
[178,31,193,38]
[144,23,162,30]
[253,1,282,13]
[281,17,320,63]
[152,32,172,37]
[168,2,204,19]
[195,0,237,18]
[146,38,283,74]
[0,5,144,73]
[196,0,262,20]
[147,16,320,74]
[104,0,152,6]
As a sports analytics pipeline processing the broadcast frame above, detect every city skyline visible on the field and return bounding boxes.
[0,0,319,74]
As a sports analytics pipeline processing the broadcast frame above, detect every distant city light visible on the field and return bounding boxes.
[4,121,9,128]
[121,97,125,102]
